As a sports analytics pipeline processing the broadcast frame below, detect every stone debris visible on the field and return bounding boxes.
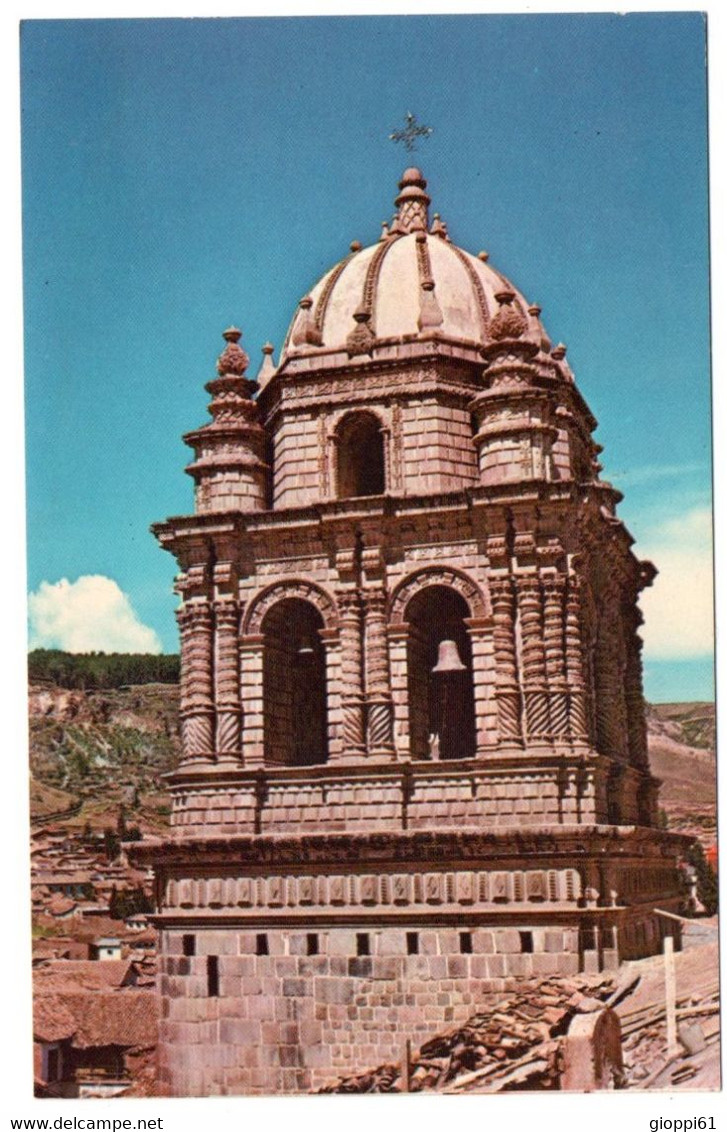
[319,973,621,1093]
[618,976,720,1087]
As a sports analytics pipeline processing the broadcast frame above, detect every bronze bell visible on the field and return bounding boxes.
[432,639,466,673]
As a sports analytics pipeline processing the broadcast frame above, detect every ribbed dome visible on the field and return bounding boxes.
[279,168,550,367]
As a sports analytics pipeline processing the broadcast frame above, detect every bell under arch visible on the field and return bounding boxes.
[335,410,385,498]
[404,585,477,761]
[262,597,328,767]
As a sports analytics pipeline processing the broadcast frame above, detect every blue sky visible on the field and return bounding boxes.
[20,13,712,702]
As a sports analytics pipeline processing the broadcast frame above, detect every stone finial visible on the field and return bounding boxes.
[528,304,542,318]
[217,327,250,376]
[478,251,489,262]
[394,167,431,234]
[292,295,323,347]
[346,306,375,356]
[380,221,390,241]
[429,212,448,240]
[350,240,362,252]
[489,290,527,341]
[551,343,567,359]
[256,341,276,387]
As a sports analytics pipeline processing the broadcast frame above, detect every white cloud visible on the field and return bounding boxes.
[28,575,162,654]
[637,506,714,660]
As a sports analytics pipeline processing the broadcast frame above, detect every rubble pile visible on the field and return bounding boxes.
[320,974,621,1094]
[619,974,720,1088]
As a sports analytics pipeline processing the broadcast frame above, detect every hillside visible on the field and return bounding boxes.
[29,682,179,834]
[645,702,717,843]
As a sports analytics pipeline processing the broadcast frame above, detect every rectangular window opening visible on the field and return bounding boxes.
[207,955,219,997]
[256,933,269,956]
[182,933,196,957]
[306,933,319,956]
[519,930,534,954]
[356,932,370,957]
[460,931,473,954]
[406,931,419,955]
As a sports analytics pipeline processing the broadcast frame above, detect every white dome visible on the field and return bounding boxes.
[279,168,549,367]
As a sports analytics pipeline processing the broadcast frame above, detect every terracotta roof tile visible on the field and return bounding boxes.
[33,991,158,1050]
[34,960,133,992]
[33,995,77,1042]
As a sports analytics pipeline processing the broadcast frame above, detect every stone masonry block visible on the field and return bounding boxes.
[315,978,354,1005]
[472,930,495,954]
[219,1019,261,1045]
[495,930,522,954]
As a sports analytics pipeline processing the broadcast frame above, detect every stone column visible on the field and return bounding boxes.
[213,598,241,763]
[336,591,366,760]
[517,574,549,744]
[239,634,264,766]
[465,617,498,754]
[363,590,395,759]
[176,600,215,763]
[489,575,523,746]
[388,623,410,759]
[564,576,590,746]
[542,574,569,743]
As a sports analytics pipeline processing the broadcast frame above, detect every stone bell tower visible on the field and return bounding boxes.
[135,168,687,1097]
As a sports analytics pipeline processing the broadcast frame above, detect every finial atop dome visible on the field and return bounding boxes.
[217,327,249,375]
[394,167,431,234]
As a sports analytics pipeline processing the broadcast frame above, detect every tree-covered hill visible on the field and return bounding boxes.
[28,649,179,689]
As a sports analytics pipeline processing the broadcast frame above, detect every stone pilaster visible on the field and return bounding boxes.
[363,590,395,759]
[239,634,264,766]
[517,575,549,744]
[564,577,590,746]
[335,591,366,760]
[488,575,523,746]
[176,600,215,763]
[465,617,498,754]
[387,623,410,759]
[213,598,241,762]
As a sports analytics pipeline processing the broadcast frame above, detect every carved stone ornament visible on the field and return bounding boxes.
[243,578,339,635]
[389,566,488,622]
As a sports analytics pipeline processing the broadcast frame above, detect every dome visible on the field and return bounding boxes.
[279,168,550,368]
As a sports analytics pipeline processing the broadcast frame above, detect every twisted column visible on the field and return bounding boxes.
[542,575,569,741]
[489,575,523,745]
[176,600,215,762]
[213,598,241,761]
[363,590,395,758]
[517,575,549,743]
[594,585,629,758]
[624,616,649,768]
[564,577,589,744]
[337,591,366,758]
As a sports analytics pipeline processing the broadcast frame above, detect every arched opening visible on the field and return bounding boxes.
[336,411,385,498]
[405,585,476,761]
[262,598,328,766]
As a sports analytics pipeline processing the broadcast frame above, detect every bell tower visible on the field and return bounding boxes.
[135,168,688,1097]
